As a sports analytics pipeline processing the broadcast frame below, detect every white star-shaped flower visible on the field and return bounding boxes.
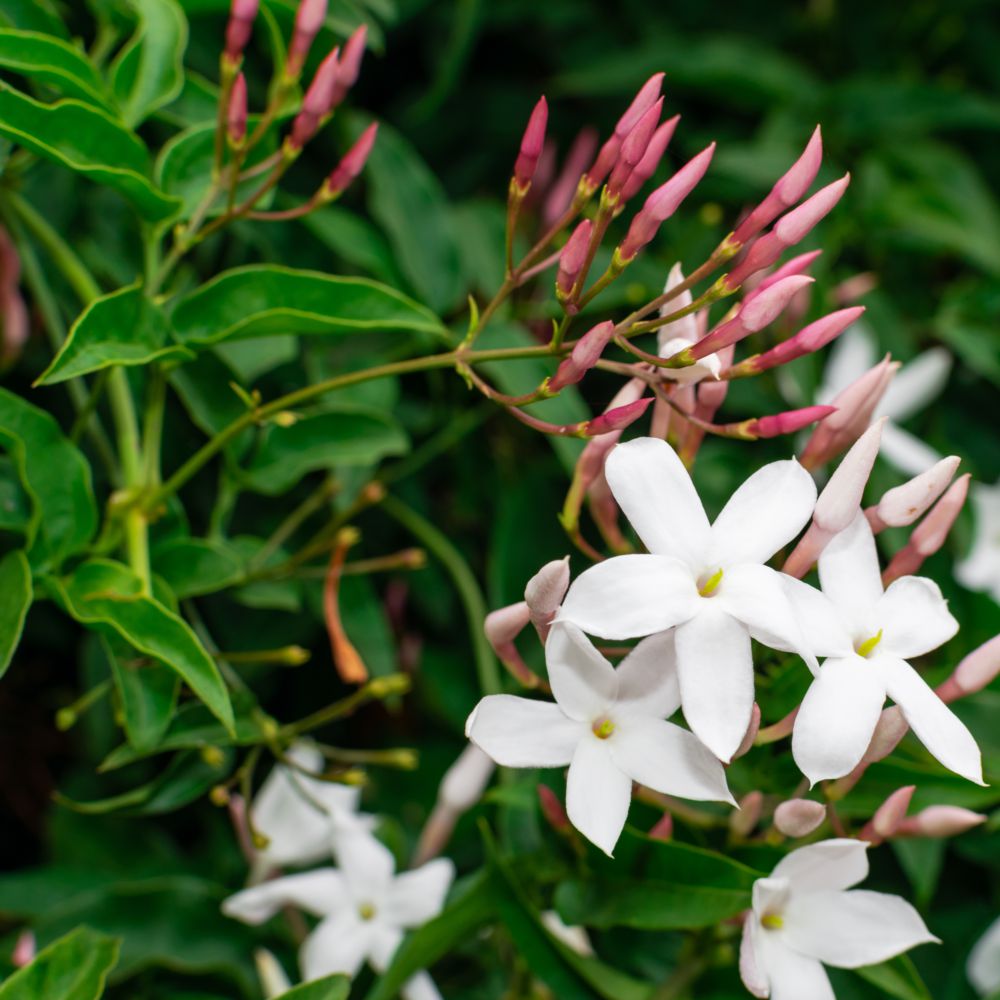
[740,839,938,1000]
[956,479,1000,607]
[224,826,454,1000]
[557,436,820,762]
[789,512,983,785]
[465,622,733,855]
[968,915,1000,997]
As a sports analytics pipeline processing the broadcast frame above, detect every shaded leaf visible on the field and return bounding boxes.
[151,537,245,598]
[0,925,119,1000]
[854,955,934,1000]
[0,29,108,107]
[0,548,31,677]
[275,976,351,1000]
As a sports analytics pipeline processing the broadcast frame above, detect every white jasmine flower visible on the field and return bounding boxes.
[740,839,938,999]
[968,915,1000,997]
[466,622,733,855]
[789,513,982,785]
[251,742,373,874]
[557,437,820,762]
[956,479,1000,606]
[541,910,594,957]
[224,826,454,1000]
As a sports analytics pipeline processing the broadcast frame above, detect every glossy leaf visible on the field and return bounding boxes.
[169,265,447,347]
[110,0,188,126]
[0,388,97,569]
[242,407,409,495]
[275,976,351,1000]
[0,29,108,106]
[0,0,69,38]
[37,282,191,385]
[854,955,934,1000]
[0,548,31,677]
[0,85,181,220]
[0,925,119,1000]
[151,537,245,598]
[0,457,31,534]
[300,205,404,285]
[51,559,234,733]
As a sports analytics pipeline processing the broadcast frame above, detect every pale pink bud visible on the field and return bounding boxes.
[816,418,886,532]
[11,930,35,968]
[747,404,836,440]
[525,557,571,634]
[649,812,674,841]
[289,48,339,147]
[774,798,826,838]
[585,73,664,188]
[942,634,1000,700]
[227,72,248,145]
[538,783,571,832]
[324,122,378,195]
[606,98,663,198]
[440,744,495,812]
[730,790,763,837]
[862,706,908,764]
[587,469,627,552]
[732,126,823,244]
[287,0,328,75]
[620,116,679,202]
[799,357,897,469]
[899,805,987,838]
[544,127,599,224]
[225,0,260,61]
[585,396,652,436]
[869,456,960,531]
[484,602,530,651]
[548,320,615,392]
[556,220,593,298]
[751,249,824,295]
[0,226,28,364]
[329,24,366,105]
[573,379,647,492]
[733,702,761,760]
[833,271,878,306]
[513,96,548,190]
[618,144,716,260]
[866,785,916,842]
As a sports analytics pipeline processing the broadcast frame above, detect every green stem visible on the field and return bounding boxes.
[248,476,338,571]
[142,367,166,488]
[379,494,501,696]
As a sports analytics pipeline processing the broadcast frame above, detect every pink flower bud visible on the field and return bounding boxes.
[573,379,647,493]
[863,706,909,764]
[484,601,530,650]
[620,116,679,203]
[513,96,548,190]
[525,557,571,633]
[606,98,663,199]
[899,805,987,838]
[11,930,35,969]
[587,468,627,552]
[439,744,495,812]
[943,634,1000,700]
[544,127,599,224]
[538,783,571,832]
[774,798,826,838]
[227,72,248,145]
[225,0,260,61]
[324,122,378,196]
[815,418,885,532]
[648,812,674,841]
[733,702,761,760]
[799,357,897,469]
[289,48,339,148]
[750,249,824,295]
[730,790,763,837]
[866,785,916,842]
[287,0,328,76]
[747,404,836,440]
[0,225,28,365]
[556,219,593,298]
[833,271,878,305]
[548,320,615,392]
[869,456,960,531]
[329,24,366,105]
[585,396,653,436]
[732,126,823,244]
[618,143,716,260]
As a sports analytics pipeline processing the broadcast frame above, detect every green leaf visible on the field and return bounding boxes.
[275,976,351,1000]
[0,548,31,678]
[100,635,180,754]
[110,0,188,126]
[0,29,109,107]
[169,265,447,347]
[299,205,404,285]
[0,0,69,38]
[51,559,234,733]
[854,955,933,1000]
[364,870,496,1000]
[0,387,97,569]
[151,537,245,598]
[242,407,409,495]
[0,84,181,221]
[37,282,192,385]
[0,925,119,1000]
[362,118,464,314]
[0,456,31,534]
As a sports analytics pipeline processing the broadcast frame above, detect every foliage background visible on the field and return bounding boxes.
[0,0,999,998]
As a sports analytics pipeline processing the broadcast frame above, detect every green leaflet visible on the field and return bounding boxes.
[274,976,351,1000]
[37,282,192,385]
[0,29,109,107]
[0,83,181,220]
[0,387,97,570]
[0,926,120,1000]
[169,265,448,346]
[51,559,234,733]
[0,548,31,677]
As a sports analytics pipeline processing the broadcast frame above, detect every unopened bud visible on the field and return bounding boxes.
[745,404,835,440]
[869,456,960,530]
[556,220,593,299]
[732,126,823,244]
[548,321,615,392]
[439,744,495,811]
[898,805,987,838]
[866,785,915,842]
[620,116,679,203]
[538,783,571,832]
[255,949,293,999]
[618,144,716,260]
[323,122,378,197]
[224,0,260,62]
[584,396,652,436]
[11,931,35,969]
[729,790,763,838]
[584,73,664,188]
[329,24,366,106]
[545,127,599,225]
[833,271,878,305]
[513,96,548,191]
[774,798,826,838]
[815,418,885,531]
[862,706,909,764]
[201,745,226,768]
[289,48,340,148]
[227,72,248,146]
[941,633,1000,701]
[606,98,663,199]
[287,0,328,78]
[525,557,571,634]
[648,812,674,841]
[751,249,823,294]
[733,702,761,760]
[657,262,698,347]
[483,602,537,687]
[210,785,231,806]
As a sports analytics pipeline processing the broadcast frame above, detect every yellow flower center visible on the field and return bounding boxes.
[698,567,724,597]
[855,628,884,658]
[761,914,784,930]
[592,717,615,740]
[358,903,376,921]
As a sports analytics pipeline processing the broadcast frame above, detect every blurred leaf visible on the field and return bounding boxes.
[0,29,109,107]
[299,205,404,285]
[0,387,97,570]
[275,976,351,1000]
[110,0,188,127]
[169,265,447,346]
[38,282,191,384]
[0,925,119,1000]
[242,407,409,494]
[0,0,69,37]
[891,837,945,909]
[151,537,245,598]
[0,85,181,220]
[854,955,933,1000]
[0,456,31,534]
[362,118,464,314]
[51,559,234,733]
[0,548,30,677]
